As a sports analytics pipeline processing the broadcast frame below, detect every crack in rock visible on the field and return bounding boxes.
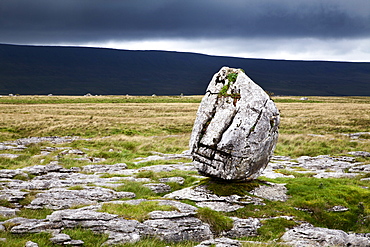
[190,67,280,181]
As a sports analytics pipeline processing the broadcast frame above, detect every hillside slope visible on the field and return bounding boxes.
[0,43,369,95]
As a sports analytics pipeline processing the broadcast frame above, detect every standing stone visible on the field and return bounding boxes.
[190,67,279,181]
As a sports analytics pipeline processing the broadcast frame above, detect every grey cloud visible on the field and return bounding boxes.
[0,0,369,44]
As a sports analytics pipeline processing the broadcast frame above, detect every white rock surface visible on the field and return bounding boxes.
[190,67,280,180]
[281,223,370,247]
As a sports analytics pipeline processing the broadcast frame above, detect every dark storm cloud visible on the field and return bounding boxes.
[1,0,369,44]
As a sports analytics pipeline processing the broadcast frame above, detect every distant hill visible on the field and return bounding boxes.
[0,43,369,96]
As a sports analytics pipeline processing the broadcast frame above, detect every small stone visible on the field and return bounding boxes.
[158,177,185,185]
[223,217,261,238]
[195,237,242,247]
[0,154,20,159]
[25,241,39,247]
[63,240,84,246]
[327,206,349,212]
[50,233,71,243]
[348,151,370,157]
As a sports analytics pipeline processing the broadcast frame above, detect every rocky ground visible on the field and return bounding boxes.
[0,136,369,246]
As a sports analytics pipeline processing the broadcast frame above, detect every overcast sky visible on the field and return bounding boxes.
[1,0,370,62]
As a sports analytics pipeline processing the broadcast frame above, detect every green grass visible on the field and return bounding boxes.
[16,208,54,219]
[62,227,109,247]
[244,218,297,242]
[68,185,85,190]
[280,177,370,232]
[100,201,177,222]
[196,207,234,235]
[0,232,56,247]
[229,177,370,233]
[274,134,369,158]
[114,181,157,199]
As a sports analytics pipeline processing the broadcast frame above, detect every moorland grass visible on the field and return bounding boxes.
[196,207,234,235]
[0,232,56,247]
[0,95,203,104]
[100,201,177,222]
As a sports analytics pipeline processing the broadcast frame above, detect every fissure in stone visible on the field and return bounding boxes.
[189,67,280,181]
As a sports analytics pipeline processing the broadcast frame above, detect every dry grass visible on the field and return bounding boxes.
[0,96,369,159]
[278,102,370,134]
[0,102,198,141]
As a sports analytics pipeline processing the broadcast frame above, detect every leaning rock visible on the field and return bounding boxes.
[190,67,280,181]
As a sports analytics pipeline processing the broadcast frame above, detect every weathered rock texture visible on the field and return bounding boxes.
[281,223,370,247]
[190,67,280,180]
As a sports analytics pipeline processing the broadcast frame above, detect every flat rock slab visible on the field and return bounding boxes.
[190,67,279,181]
[164,185,264,212]
[250,183,288,202]
[195,237,242,247]
[281,223,370,247]
[26,187,135,210]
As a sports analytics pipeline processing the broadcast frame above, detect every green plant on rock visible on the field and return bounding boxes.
[226,72,238,82]
[218,72,241,106]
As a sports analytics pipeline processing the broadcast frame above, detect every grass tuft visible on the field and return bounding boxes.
[100,201,177,222]
[196,207,233,235]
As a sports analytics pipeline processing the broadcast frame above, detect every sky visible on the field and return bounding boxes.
[1,0,370,62]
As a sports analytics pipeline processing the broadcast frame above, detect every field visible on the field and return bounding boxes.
[0,95,369,246]
[1,95,369,159]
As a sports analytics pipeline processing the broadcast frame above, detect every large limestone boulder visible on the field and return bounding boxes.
[190,67,279,181]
